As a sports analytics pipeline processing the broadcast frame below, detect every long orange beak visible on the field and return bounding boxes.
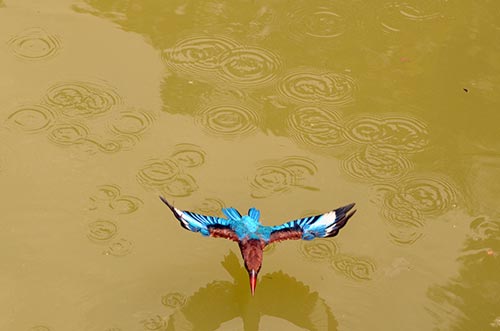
[250,270,257,296]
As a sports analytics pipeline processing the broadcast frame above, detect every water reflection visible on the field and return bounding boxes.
[159,251,338,331]
[374,173,459,244]
[162,34,282,88]
[426,150,500,329]
[218,46,282,87]
[427,214,500,330]
[163,35,240,74]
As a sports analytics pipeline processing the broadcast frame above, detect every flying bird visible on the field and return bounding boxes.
[160,196,356,296]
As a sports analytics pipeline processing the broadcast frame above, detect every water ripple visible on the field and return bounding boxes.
[375,174,458,244]
[44,81,121,118]
[388,228,423,245]
[195,104,259,137]
[331,254,376,281]
[470,217,500,241]
[6,105,56,133]
[299,240,338,261]
[87,220,118,241]
[281,156,318,180]
[218,46,282,87]
[344,114,429,153]
[193,198,225,215]
[161,174,198,197]
[109,195,143,215]
[8,27,61,61]
[171,144,206,168]
[377,1,445,33]
[393,175,458,215]
[341,146,413,181]
[108,110,154,136]
[278,69,356,106]
[163,35,240,73]
[111,134,140,151]
[104,238,133,256]
[250,156,318,198]
[88,184,143,216]
[47,122,89,145]
[137,145,205,198]
[380,199,424,228]
[162,292,187,309]
[286,5,348,40]
[137,159,181,188]
[83,137,122,154]
[287,106,347,148]
[90,184,121,202]
[141,315,166,331]
[5,81,149,154]
[30,326,51,331]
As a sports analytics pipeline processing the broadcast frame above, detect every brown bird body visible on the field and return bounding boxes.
[160,196,356,295]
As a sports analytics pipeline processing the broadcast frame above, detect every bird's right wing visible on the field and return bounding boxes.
[268,203,356,244]
[160,196,238,242]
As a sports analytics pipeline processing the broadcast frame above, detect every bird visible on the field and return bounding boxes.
[159,196,356,296]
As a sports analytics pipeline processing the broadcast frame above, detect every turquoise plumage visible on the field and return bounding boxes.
[160,196,356,295]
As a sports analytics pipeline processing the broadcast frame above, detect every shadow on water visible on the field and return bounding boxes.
[164,251,337,331]
[427,215,500,330]
[426,151,500,330]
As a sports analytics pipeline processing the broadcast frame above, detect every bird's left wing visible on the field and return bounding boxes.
[268,203,356,244]
[160,196,238,241]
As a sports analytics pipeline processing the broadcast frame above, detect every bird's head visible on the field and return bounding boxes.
[239,239,265,296]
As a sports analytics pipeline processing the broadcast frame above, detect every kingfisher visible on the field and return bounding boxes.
[160,196,356,296]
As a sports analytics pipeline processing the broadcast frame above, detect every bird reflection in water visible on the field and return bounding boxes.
[163,251,338,331]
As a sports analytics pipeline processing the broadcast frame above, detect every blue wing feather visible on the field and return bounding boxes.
[248,208,260,222]
[182,210,231,235]
[269,203,356,242]
[222,207,242,220]
[160,196,233,237]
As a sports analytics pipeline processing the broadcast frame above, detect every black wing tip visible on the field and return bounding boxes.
[159,195,174,209]
[159,195,182,217]
[325,203,357,238]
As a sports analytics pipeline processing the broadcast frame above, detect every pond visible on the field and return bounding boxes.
[1,0,499,330]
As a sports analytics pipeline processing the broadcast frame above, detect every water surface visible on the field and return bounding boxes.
[1,0,499,330]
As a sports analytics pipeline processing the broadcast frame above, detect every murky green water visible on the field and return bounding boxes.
[1,0,499,330]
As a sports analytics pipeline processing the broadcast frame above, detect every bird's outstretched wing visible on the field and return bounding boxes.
[268,203,356,244]
[160,196,238,241]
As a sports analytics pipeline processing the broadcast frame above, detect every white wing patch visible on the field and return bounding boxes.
[176,208,201,229]
[310,210,337,229]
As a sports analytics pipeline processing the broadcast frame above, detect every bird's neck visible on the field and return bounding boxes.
[238,239,265,271]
